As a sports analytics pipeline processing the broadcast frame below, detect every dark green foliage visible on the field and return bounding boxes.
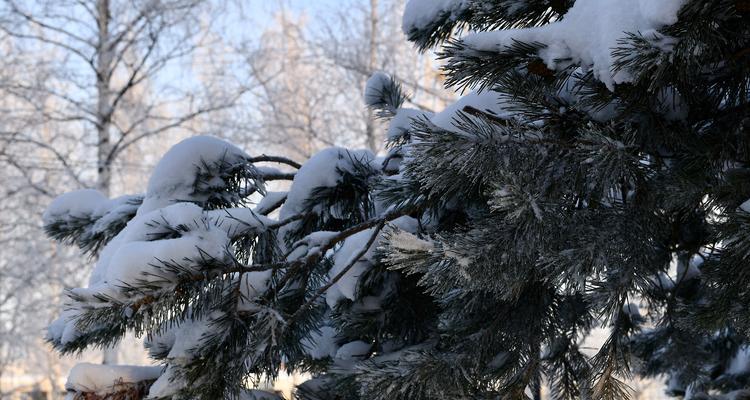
[403,1,574,51]
[390,0,750,398]
[192,154,266,209]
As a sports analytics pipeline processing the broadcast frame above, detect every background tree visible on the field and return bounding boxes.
[0,0,247,196]
[245,0,452,158]
[0,0,251,374]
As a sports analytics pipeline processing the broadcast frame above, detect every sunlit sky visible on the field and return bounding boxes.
[230,0,357,38]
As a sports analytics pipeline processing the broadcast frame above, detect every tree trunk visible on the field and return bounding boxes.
[96,0,118,365]
[365,0,379,153]
[96,0,113,198]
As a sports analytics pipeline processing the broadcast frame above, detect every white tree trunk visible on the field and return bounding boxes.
[365,0,379,153]
[96,0,113,198]
[96,0,118,365]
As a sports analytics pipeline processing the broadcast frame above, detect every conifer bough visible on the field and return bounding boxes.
[45,0,750,398]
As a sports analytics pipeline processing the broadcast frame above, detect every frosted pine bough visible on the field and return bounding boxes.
[44,0,750,399]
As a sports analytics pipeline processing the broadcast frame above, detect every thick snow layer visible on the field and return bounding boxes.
[728,346,750,376]
[66,363,161,394]
[209,207,273,238]
[237,271,272,311]
[48,202,232,346]
[460,0,686,90]
[43,190,144,251]
[88,203,227,288]
[105,225,229,286]
[43,189,107,224]
[431,89,514,132]
[325,228,380,308]
[280,148,375,220]
[402,0,469,33]
[254,191,287,215]
[47,309,81,346]
[167,315,217,360]
[147,364,179,398]
[144,311,223,395]
[140,135,249,214]
[90,195,142,231]
[364,71,393,107]
[335,340,371,360]
[295,231,340,252]
[277,147,375,250]
[303,326,339,359]
[388,108,431,140]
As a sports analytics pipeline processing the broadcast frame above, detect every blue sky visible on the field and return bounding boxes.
[231,0,353,38]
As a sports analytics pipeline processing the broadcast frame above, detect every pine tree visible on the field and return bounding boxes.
[43,0,750,399]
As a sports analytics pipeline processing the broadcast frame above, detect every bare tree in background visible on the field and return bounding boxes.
[0,0,247,195]
[246,0,453,158]
[366,0,379,152]
[0,0,250,369]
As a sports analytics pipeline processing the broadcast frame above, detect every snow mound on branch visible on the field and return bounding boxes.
[43,190,143,248]
[402,0,469,33]
[335,340,371,360]
[431,89,513,132]
[280,147,375,219]
[146,313,224,398]
[303,326,339,359]
[388,108,431,140]
[66,363,161,394]
[254,191,287,215]
[166,313,220,360]
[88,202,216,287]
[148,365,180,398]
[140,135,249,214]
[47,137,249,347]
[46,309,81,345]
[325,227,381,308]
[460,0,686,90]
[48,202,232,346]
[43,189,107,224]
[728,346,750,376]
[277,147,375,250]
[237,270,272,311]
[364,71,393,107]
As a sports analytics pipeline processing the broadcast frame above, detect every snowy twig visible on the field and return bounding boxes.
[286,220,386,324]
[256,194,287,216]
[265,207,416,301]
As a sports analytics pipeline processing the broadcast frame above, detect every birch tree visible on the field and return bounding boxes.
[246,0,453,157]
[0,0,246,196]
[0,0,250,368]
